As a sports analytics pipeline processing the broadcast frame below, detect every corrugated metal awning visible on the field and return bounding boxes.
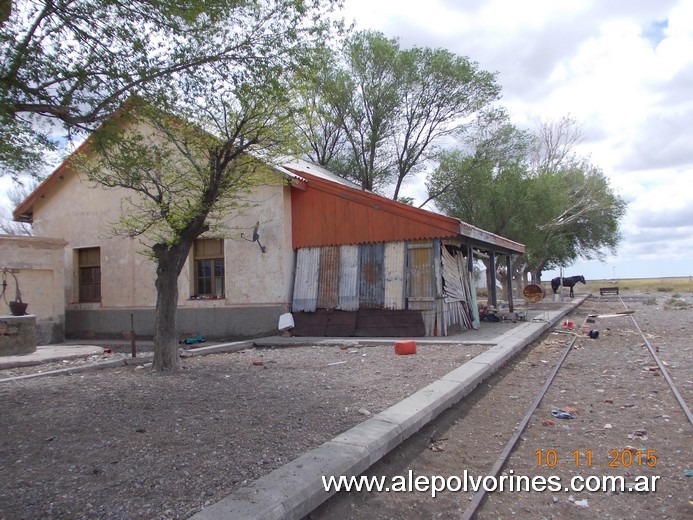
[289,169,524,255]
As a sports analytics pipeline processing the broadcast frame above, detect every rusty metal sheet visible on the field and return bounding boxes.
[317,245,339,309]
[291,309,357,336]
[338,245,359,311]
[407,241,435,300]
[441,245,475,333]
[359,243,384,309]
[354,309,425,337]
[384,241,406,310]
[407,240,436,336]
[292,247,320,312]
[291,309,423,337]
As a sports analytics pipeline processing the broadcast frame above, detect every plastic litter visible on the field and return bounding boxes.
[278,312,294,331]
[551,408,575,420]
[181,335,206,345]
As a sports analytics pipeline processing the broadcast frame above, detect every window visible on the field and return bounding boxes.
[194,239,225,298]
[78,247,101,302]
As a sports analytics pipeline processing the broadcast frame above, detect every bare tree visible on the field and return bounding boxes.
[530,114,584,172]
[0,180,37,235]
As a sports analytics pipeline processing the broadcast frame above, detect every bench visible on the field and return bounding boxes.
[599,287,619,296]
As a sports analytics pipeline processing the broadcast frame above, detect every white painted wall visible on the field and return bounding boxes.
[0,235,67,342]
[31,160,294,313]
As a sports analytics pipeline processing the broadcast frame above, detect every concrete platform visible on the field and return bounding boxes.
[191,295,588,520]
[0,344,104,369]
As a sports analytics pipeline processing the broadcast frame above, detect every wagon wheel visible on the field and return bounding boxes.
[522,283,544,304]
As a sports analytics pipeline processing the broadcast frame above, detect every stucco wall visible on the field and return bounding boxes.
[65,305,287,340]
[0,235,67,343]
[30,158,295,339]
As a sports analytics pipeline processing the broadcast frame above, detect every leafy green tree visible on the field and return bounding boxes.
[427,117,626,285]
[61,0,338,371]
[294,44,347,167]
[297,30,500,198]
[523,161,626,280]
[428,122,535,298]
[429,122,533,232]
[0,0,340,178]
[83,74,299,370]
[329,31,401,192]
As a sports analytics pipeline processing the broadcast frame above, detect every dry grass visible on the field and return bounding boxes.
[583,276,693,294]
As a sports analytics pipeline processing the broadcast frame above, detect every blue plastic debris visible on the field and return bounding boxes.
[551,409,575,420]
[182,335,206,345]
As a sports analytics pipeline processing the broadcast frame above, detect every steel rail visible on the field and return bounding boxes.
[619,296,693,427]
[459,329,580,520]
[460,297,604,520]
[461,294,691,519]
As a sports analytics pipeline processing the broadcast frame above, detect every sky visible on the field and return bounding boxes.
[341,0,693,280]
[2,1,692,280]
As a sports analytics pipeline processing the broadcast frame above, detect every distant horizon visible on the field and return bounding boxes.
[542,274,693,281]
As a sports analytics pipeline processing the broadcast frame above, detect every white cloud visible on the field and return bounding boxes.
[341,0,693,277]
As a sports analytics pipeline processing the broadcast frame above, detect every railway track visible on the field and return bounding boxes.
[309,293,693,519]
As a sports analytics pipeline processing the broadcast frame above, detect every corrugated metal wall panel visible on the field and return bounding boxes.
[384,241,406,310]
[407,241,435,299]
[434,239,444,336]
[292,247,320,312]
[407,240,436,336]
[338,245,359,311]
[359,243,385,309]
[317,245,339,309]
[441,245,474,333]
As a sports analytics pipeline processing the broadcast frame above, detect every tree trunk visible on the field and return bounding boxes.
[152,254,183,371]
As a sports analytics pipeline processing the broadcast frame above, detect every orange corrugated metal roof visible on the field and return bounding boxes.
[289,169,525,254]
[290,170,459,246]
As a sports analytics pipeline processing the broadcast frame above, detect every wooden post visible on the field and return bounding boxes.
[489,251,497,308]
[506,254,514,313]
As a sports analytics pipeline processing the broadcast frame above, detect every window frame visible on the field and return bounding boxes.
[192,239,225,299]
[77,247,101,303]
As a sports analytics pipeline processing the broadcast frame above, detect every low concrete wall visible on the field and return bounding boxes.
[65,305,287,340]
[0,315,37,355]
[0,235,67,344]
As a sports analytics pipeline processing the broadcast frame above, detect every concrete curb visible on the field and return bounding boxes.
[0,356,154,382]
[190,296,587,520]
[180,340,256,357]
[0,345,104,370]
[0,340,257,383]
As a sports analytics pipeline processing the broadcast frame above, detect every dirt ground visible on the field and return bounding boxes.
[312,291,693,519]
[0,340,489,519]
[1,291,691,520]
